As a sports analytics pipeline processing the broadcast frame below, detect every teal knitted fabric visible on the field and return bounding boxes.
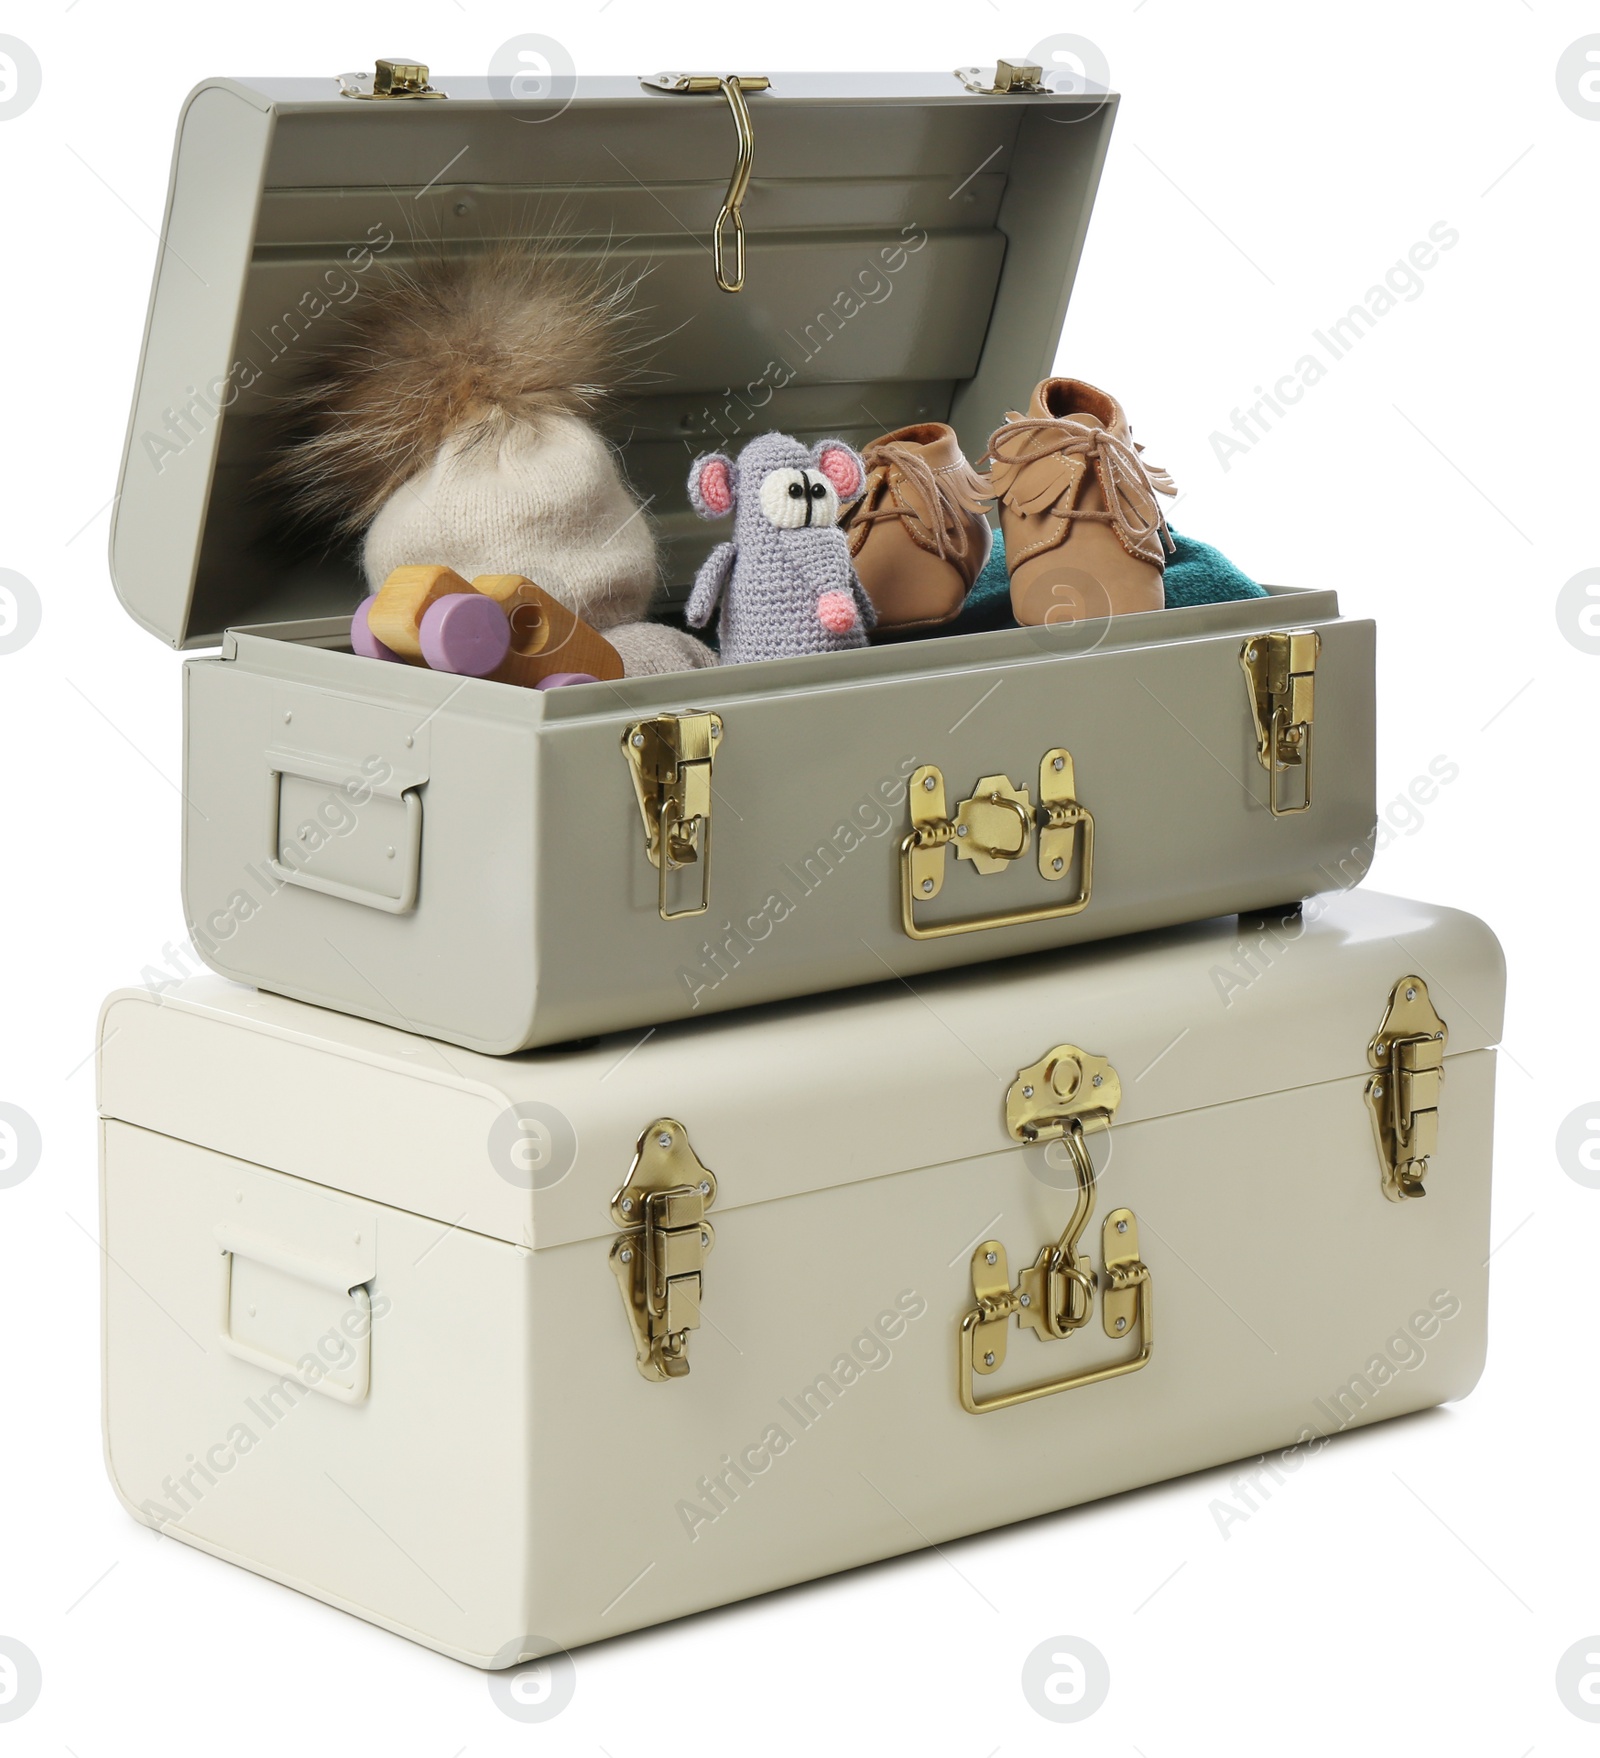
[948,526,1264,635]
[1162,526,1268,607]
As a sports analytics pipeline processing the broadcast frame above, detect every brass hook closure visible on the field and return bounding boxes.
[1026,1120,1098,1341]
[958,1122,1153,1414]
[640,73,770,292]
[958,1048,1152,1413]
[713,76,756,292]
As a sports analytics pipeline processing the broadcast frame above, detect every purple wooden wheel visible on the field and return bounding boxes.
[535,671,600,690]
[350,596,401,662]
[419,593,511,677]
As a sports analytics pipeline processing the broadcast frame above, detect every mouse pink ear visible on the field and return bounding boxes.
[813,439,866,502]
[688,451,736,519]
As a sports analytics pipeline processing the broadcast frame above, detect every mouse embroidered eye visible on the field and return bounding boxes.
[759,467,833,529]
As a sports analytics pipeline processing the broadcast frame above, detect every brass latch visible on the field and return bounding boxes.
[640,73,771,292]
[338,59,448,100]
[902,748,1093,939]
[1005,1043,1121,1141]
[953,60,1048,95]
[622,711,722,921]
[609,1120,717,1381]
[1241,629,1320,816]
[1365,977,1448,1202]
[958,1046,1152,1413]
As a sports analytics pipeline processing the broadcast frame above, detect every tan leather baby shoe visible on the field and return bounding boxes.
[985,379,1176,626]
[842,423,993,631]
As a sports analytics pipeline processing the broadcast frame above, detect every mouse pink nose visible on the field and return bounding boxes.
[817,591,858,634]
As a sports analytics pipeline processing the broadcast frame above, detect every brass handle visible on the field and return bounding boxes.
[959,1269,1151,1413]
[900,808,1093,940]
[958,1121,1152,1414]
[900,750,1093,940]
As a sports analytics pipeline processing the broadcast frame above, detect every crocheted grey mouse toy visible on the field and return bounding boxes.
[685,433,875,664]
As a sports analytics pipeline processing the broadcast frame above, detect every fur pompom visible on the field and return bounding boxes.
[267,248,646,534]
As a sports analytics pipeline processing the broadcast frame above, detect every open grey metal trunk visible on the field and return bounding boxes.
[112,68,1375,1052]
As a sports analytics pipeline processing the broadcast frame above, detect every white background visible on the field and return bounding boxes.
[2,1,1597,1752]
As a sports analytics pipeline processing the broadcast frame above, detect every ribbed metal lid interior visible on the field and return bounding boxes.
[112,73,1115,647]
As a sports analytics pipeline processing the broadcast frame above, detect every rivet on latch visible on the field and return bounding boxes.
[1115,1317,1127,1332]
[621,1197,634,1212]
[1406,986,1417,1000]
[1019,1293,1031,1306]
[1092,1075,1103,1087]
[984,1352,996,1366]
[986,1250,997,1264]
[1053,756,1065,771]
[1116,1219,1128,1233]
[698,1180,710,1194]
[632,733,645,748]
[922,879,935,893]
[657,1131,673,1147]
[1022,1085,1034,1098]
[1053,858,1064,871]
[923,775,936,791]
[620,1248,633,1263]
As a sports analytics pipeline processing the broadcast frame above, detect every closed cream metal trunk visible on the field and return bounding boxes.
[113,73,1377,1051]
[98,889,1501,1666]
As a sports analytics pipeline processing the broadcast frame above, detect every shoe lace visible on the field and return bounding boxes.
[848,440,994,562]
[984,416,1177,557]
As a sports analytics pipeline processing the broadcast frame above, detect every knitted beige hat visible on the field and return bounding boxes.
[363,415,652,626]
[271,250,715,677]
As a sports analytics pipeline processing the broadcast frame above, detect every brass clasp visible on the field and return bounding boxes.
[1366,976,1449,1201]
[957,1045,1151,1413]
[1004,1044,1121,1143]
[1241,630,1320,816]
[338,59,448,100]
[622,711,723,921]
[640,73,771,292]
[609,1120,717,1381]
[953,61,1048,95]
[901,748,1093,939]
[959,1121,1152,1414]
